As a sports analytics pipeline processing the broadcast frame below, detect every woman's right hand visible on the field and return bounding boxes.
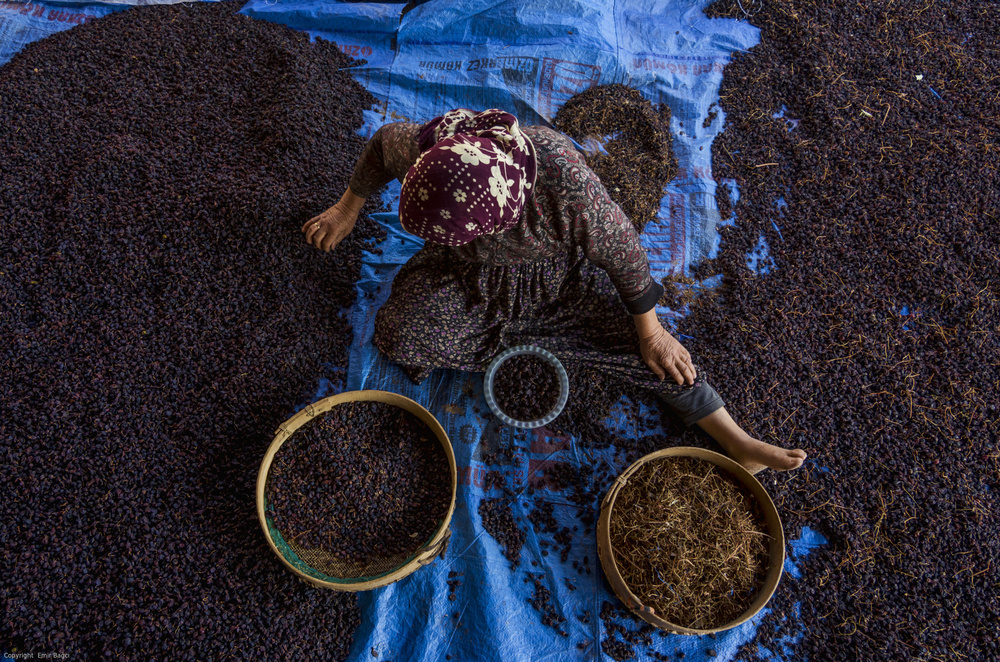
[303,188,366,252]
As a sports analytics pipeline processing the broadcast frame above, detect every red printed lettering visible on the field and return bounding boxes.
[633,58,722,76]
[676,166,711,180]
[47,9,89,24]
[528,427,570,454]
[337,44,372,58]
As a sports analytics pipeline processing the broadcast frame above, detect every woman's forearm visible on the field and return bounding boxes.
[348,128,395,198]
[348,123,422,198]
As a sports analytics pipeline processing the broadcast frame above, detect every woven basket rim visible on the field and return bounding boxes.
[596,446,785,634]
[256,389,457,591]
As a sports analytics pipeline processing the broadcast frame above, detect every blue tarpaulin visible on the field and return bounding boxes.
[0,1,826,659]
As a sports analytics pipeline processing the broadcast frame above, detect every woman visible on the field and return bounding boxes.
[304,108,805,474]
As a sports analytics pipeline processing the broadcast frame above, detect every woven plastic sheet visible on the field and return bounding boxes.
[265,2,827,660]
[243,2,819,661]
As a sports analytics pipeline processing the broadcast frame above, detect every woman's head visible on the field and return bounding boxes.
[399,109,536,246]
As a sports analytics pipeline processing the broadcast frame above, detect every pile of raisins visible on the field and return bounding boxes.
[0,2,383,658]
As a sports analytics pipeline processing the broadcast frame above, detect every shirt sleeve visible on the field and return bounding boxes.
[348,122,422,199]
[543,130,663,314]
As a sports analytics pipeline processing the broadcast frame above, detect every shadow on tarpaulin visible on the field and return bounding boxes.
[0,0,827,659]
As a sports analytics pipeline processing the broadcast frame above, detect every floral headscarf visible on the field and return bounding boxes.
[398,109,537,246]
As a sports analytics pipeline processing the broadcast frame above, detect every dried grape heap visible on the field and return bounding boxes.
[492,353,560,421]
[609,456,770,630]
[599,600,658,662]
[266,401,451,569]
[525,572,568,636]
[691,1,999,660]
[554,83,678,234]
[0,1,384,658]
[477,496,526,568]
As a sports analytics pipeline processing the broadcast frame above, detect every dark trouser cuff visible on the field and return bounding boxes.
[659,378,726,427]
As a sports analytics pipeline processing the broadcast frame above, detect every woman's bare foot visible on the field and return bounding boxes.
[720,435,808,474]
[695,408,807,475]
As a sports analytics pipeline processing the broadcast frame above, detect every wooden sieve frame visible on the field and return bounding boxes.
[256,390,457,591]
[597,447,785,634]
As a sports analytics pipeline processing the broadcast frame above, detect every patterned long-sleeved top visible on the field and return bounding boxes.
[349,122,663,315]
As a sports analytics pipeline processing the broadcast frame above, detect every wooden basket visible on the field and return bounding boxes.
[256,390,457,591]
[596,447,784,634]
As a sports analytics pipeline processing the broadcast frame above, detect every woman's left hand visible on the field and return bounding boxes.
[639,326,697,386]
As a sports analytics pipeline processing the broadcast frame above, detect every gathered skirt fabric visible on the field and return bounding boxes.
[372,245,724,426]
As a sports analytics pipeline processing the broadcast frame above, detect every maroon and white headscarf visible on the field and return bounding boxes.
[399,109,537,246]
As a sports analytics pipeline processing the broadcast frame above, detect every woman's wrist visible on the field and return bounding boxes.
[632,308,663,340]
[340,187,367,213]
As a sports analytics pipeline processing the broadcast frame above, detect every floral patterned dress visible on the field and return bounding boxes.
[349,122,723,425]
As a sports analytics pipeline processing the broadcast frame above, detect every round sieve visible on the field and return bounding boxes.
[256,390,456,591]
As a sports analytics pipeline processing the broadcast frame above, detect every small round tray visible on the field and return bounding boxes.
[483,345,569,429]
